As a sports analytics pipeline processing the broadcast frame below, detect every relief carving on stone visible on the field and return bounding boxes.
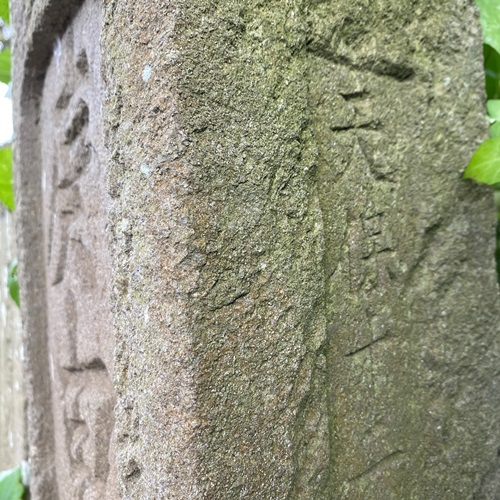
[39,1,116,497]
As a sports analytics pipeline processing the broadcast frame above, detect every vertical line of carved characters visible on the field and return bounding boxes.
[48,96,90,285]
[47,53,73,266]
[41,3,117,496]
[307,4,418,492]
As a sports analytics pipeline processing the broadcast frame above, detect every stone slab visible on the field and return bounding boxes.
[12,0,500,498]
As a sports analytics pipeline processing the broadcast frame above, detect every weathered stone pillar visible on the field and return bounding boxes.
[0,209,24,470]
[12,0,500,498]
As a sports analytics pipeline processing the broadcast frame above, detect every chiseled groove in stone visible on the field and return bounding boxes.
[12,0,98,498]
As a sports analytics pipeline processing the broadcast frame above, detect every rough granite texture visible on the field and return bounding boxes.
[12,0,500,498]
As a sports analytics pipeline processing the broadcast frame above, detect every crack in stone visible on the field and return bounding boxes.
[344,334,391,357]
[347,449,405,484]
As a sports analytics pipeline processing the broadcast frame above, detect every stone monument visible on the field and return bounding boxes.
[12,0,500,498]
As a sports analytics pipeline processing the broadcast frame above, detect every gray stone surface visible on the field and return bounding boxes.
[12,0,500,498]
[309,2,500,497]
[0,209,24,470]
[13,0,116,497]
[40,3,117,497]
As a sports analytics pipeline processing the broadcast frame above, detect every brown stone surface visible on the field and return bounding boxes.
[12,0,500,498]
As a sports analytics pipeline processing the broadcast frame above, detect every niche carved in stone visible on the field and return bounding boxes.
[40,1,116,497]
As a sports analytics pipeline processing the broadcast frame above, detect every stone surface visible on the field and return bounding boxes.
[13,0,116,498]
[308,2,500,497]
[12,0,500,498]
[0,209,24,470]
[40,3,117,497]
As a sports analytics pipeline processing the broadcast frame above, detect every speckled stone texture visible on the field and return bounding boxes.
[13,0,500,498]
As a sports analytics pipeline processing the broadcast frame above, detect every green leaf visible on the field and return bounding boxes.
[490,120,500,137]
[487,99,500,120]
[0,48,10,84]
[0,466,24,500]
[0,0,9,24]
[484,45,500,99]
[7,258,18,307]
[0,147,13,211]
[477,0,500,55]
[464,137,500,184]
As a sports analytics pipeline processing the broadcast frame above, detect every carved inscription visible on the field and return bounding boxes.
[40,1,116,498]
